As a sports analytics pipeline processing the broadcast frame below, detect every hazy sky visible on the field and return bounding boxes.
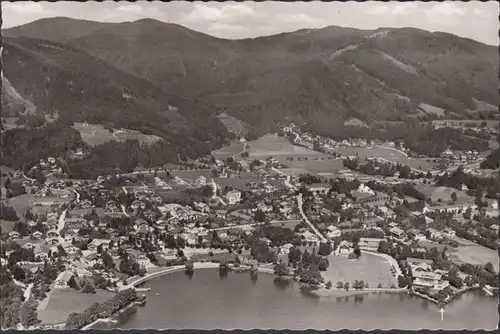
[3,1,499,45]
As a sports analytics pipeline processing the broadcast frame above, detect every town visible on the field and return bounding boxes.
[1,122,498,330]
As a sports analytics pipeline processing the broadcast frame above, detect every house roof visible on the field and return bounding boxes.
[58,270,74,282]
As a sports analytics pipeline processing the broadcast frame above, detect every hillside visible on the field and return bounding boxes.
[2,36,230,160]
[3,17,498,141]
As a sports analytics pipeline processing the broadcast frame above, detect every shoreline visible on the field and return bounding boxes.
[126,262,273,288]
[313,287,408,298]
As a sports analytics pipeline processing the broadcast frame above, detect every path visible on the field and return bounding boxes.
[271,167,297,191]
[56,209,68,242]
[296,193,327,243]
[232,142,247,159]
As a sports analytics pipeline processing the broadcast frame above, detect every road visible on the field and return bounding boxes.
[57,209,68,242]
[271,167,297,191]
[210,222,265,231]
[232,142,248,159]
[296,193,327,243]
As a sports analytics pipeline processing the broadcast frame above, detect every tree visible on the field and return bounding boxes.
[81,280,96,294]
[318,242,332,256]
[254,209,266,222]
[325,281,333,289]
[450,192,458,202]
[344,282,350,291]
[20,301,40,327]
[485,262,495,274]
[336,281,344,289]
[274,261,288,277]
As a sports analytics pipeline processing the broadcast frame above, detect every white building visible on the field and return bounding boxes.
[358,237,384,252]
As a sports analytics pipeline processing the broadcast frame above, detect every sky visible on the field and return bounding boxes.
[2,1,499,45]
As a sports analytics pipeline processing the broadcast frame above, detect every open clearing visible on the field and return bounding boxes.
[211,140,245,161]
[0,220,17,232]
[38,288,115,324]
[73,123,161,146]
[274,156,344,174]
[322,253,397,288]
[415,185,474,204]
[247,134,322,157]
[446,237,499,273]
[430,120,499,129]
[217,113,249,138]
[336,146,406,160]
[1,194,34,218]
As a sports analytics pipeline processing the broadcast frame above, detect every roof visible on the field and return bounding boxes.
[407,257,434,265]
[58,270,74,283]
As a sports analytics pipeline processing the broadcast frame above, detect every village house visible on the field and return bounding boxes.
[390,226,406,239]
[358,237,384,252]
[443,227,456,238]
[412,271,449,291]
[425,228,442,240]
[326,225,341,239]
[54,270,76,288]
[406,258,434,272]
[338,240,351,255]
[88,239,112,251]
[225,190,242,206]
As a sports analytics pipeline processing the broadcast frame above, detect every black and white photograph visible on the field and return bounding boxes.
[1,0,499,331]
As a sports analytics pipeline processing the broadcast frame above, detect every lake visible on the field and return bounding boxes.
[116,269,498,330]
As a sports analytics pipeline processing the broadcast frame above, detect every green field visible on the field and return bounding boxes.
[73,123,161,146]
[336,146,407,160]
[1,194,34,218]
[415,185,474,204]
[447,238,499,273]
[247,134,322,157]
[274,156,344,174]
[38,288,115,324]
[217,113,249,138]
[430,120,499,129]
[211,140,245,161]
[322,253,397,288]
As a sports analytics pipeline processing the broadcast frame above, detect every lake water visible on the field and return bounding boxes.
[117,269,498,330]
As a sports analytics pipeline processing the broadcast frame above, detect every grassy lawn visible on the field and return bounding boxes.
[275,156,344,174]
[1,194,34,218]
[38,288,115,324]
[415,185,474,204]
[321,253,397,288]
[336,146,406,160]
[73,123,161,147]
[247,134,322,157]
[448,243,499,273]
[211,140,245,160]
[0,220,17,232]
[72,123,116,146]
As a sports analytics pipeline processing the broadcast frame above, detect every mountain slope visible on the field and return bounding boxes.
[2,36,230,158]
[3,18,498,138]
[2,17,113,44]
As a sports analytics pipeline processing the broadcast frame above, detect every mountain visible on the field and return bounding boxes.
[3,17,498,138]
[2,35,230,158]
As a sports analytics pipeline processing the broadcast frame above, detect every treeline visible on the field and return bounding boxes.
[0,204,19,221]
[1,119,84,172]
[479,149,500,169]
[366,180,427,201]
[435,167,499,198]
[304,122,490,157]
[65,289,137,329]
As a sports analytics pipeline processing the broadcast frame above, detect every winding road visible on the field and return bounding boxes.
[296,194,328,243]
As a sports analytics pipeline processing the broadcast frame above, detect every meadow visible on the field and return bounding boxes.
[72,123,161,146]
[211,140,246,161]
[247,134,322,157]
[321,253,397,288]
[38,288,115,324]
